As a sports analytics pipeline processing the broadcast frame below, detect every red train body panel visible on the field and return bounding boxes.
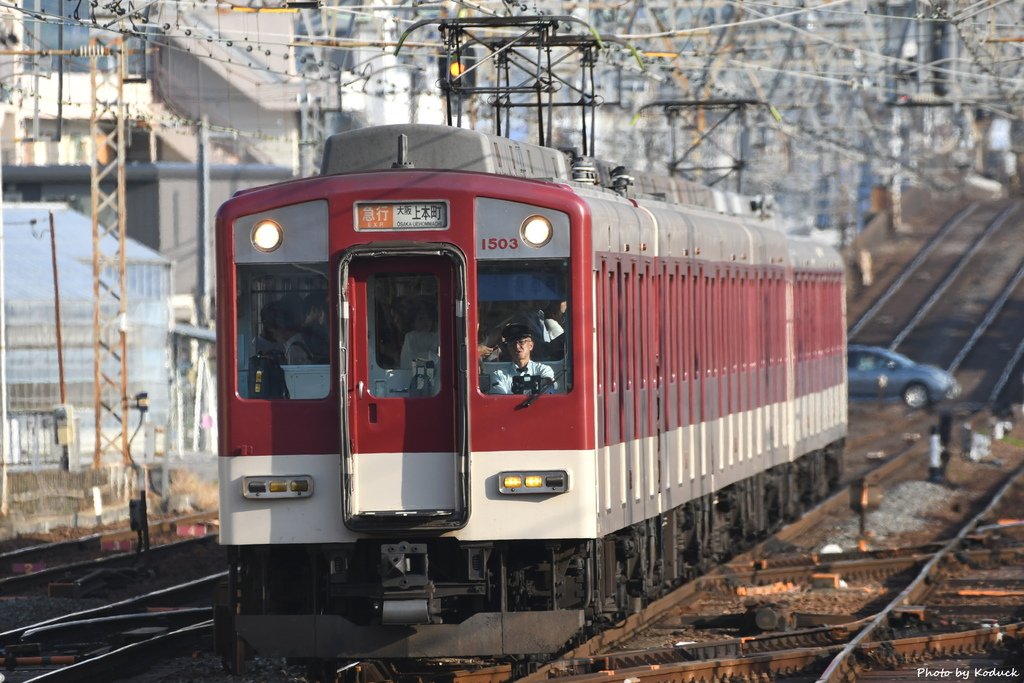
[214,124,846,669]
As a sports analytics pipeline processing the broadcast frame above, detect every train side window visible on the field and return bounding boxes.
[236,263,329,400]
[477,259,571,395]
[367,274,441,398]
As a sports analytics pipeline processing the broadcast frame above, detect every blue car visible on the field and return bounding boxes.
[847,345,961,409]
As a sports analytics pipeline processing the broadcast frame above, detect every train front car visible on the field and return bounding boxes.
[215,125,597,668]
[215,123,848,674]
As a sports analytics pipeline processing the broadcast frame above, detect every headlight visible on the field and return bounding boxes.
[251,219,284,252]
[520,215,553,248]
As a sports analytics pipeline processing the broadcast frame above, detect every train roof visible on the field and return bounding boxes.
[786,236,845,271]
[321,124,570,181]
[321,124,768,222]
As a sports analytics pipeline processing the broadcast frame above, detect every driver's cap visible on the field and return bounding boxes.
[502,324,533,343]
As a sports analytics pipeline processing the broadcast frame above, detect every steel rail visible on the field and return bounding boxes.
[21,620,211,683]
[847,202,977,340]
[539,543,1021,679]
[889,202,1020,352]
[520,428,937,683]
[20,606,212,645]
[518,425,933,683]
[506,623,1024,683]
[945,260,1024,374]
[770,435,923,546]
[0,511,217,562]
[814,459,1024,683]
[726,543,1024,574]
[988,331,1024,406]
[517,464,1024,683]
[0,534,216,595]
[0,572,225,648]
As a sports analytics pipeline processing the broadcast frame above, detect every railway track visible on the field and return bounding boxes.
[0,515,226,681]
[0,534,220,598]
[261,409,1017,683]
[849,201,1011,346]
[0,573,223,683]
[507,463,1024,683]
[2,413,1014,683]
[949,258,1024,409]
[847,198,1024,411]
[850,201,1013,345]
[0,512,217,579]
[889,202,1022,362]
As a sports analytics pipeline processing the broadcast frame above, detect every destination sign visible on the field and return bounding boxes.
[355,202,449,230]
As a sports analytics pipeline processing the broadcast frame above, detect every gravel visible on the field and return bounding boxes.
[0,595,312,682]
[117,654,311,683]
[0,595,108,633]
[819,479,963,550]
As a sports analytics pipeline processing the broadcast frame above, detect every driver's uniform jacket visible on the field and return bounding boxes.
[489,360,555,395]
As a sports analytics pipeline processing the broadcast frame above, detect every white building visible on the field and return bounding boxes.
[2,203,172,467]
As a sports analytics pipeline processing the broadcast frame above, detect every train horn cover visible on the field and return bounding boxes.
[520,215,553,248]
[251,219,284,252]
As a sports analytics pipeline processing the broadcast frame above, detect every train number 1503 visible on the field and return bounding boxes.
[481,237,519,251]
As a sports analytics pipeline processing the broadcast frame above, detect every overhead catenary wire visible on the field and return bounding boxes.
[1,0,1021,215]
[6,0,1024,95]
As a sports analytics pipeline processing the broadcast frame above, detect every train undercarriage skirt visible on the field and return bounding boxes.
[235,609,584,658]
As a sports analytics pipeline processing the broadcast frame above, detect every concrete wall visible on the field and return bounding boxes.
[0,466,135,535]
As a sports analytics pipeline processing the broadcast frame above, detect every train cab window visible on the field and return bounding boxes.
[476,259,571,395]
[367,273,441,398]
[236,264,329,400]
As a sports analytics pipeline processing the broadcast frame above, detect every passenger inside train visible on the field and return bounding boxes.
[236,262,330,400]
[301,291,329,364]
[367,274,442,398]
[400,298,440,370]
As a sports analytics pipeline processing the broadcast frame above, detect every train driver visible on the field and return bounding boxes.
[487,324,556,395]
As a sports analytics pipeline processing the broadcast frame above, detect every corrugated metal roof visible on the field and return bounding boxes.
[2,203,170,301]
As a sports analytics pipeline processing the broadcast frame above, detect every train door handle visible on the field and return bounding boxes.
[357,381,365,397]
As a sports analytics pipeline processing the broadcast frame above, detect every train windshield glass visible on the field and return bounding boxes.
[236,264,329,400]
[477,259,571,394]
[367,273,441,398]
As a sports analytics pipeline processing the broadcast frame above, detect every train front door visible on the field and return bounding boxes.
[340,250,469,529]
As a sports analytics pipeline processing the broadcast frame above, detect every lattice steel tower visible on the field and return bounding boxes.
[89,38,130,468]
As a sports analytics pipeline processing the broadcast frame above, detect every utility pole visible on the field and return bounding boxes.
[49,211,70,470]
[0,144,9,514]
[90,38,130,468]
[196,115,210,328]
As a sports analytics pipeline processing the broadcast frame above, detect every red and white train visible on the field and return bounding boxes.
[214,123,847,673]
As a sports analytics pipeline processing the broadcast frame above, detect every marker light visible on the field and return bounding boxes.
[502,475,523,489]
[251,219,284,252]
[242,475,314,499]
[498,470,569,495]
[520,215,553,248]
